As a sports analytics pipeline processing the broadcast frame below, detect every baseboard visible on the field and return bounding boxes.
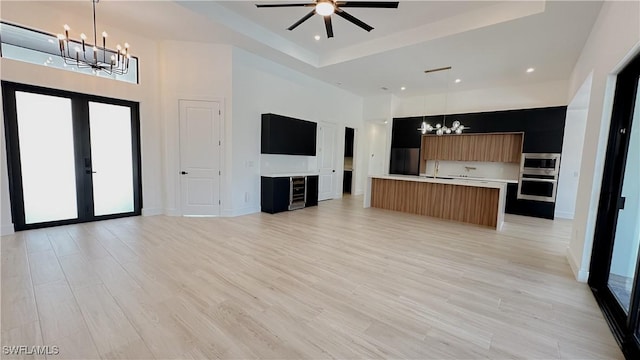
[164,208,181,216]
[1,223,15,236]
[555,210,575,219]
[222,206,260,217]
[141,208,163,216]
[566,246,589,282]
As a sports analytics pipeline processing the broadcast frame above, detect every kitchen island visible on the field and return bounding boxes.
[364,175,508,230]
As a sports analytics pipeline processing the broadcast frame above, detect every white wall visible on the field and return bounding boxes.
[231,47,364,213]
[0,2,164,234]
[565,0,640,282]
[363,95,394,175]
[392,80,569,117]
[365,123,388,176]
[555,74,592,219]
[158,41,233,216]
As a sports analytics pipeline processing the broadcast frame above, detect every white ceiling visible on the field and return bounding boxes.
[12,1,603,97]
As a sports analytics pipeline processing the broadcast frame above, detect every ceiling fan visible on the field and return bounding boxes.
[255,1,399,38]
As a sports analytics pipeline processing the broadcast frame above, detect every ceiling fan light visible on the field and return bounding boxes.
[316,2,335,16]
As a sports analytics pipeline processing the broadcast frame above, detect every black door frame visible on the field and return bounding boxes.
[2,81,142,231]
[589,53,640,358]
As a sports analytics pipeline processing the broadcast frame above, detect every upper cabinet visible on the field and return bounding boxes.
[261,113,317,156]
[421,133,523,163]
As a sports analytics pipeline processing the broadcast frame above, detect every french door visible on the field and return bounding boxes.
[589,53,640,358]
[2,82,141,231]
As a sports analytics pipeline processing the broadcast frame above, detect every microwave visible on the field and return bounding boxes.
[521,153,561,173]
[517,153,561,202]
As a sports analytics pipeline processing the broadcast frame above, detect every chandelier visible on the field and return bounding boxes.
[56,0,130,75]
[418,66,465,136]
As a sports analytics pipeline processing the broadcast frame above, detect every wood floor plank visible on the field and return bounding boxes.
[33,280,92,344]
[57,254,103,290]
[27,250,65,286]
[0,196,624,359]
[0,321,45,360]
[73,284,153,358]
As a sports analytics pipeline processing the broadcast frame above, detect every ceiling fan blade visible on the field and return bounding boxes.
[338,2,399,8]
[256,3,315,8]
[335,9,374,32]
[324,16,334,38]
[288,10,317,31]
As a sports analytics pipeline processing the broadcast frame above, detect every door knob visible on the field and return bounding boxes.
[181,171,188,175]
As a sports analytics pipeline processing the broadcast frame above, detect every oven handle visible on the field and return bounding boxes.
[520,178,557,183]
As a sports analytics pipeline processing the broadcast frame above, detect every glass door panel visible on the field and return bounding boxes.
[88,102,134,216]
[15,91,78,224]
[607,81,640,313]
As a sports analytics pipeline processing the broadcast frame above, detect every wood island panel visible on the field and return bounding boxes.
[371,178,500,227]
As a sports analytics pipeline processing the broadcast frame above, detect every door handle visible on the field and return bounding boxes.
[86,170,96,174]
[618,196,626,210]
[181,171,188,175]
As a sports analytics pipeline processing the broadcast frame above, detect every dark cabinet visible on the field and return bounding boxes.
[522,107,567,153]
[505,183,555,219]
[261,177,290,214]
[261,175,318,214]
[261,113,317,156]
[306,175,318,207]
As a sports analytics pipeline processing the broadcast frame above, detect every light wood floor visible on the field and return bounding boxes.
[1,196,623,359]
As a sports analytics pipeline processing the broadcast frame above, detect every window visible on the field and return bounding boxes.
[0,22,138,84]
[2,82,142,230]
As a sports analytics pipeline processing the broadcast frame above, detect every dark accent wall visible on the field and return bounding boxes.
[391,106,567,155]
[390,106,568,220]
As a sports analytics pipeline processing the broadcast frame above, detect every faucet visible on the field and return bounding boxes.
[464,166,477,172]
[434,160,440,178]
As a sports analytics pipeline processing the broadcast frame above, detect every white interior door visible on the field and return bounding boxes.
[368,123,387,175]
[318,122,336,201]
[179,100,221,216]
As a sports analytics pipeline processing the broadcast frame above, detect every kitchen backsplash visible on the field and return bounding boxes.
[261,154,318,175]
[422,160,520,180]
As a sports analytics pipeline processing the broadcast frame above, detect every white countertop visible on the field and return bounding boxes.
[370,174,507,190]
[261,173,319,178]
[420,174,518,184]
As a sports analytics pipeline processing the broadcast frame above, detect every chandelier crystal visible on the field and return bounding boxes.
[57,0,130,75]
[418,67,465,136]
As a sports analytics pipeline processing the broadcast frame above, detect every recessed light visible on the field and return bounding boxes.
[526,67,535,73]
[314,35,321,41]
[400,86,406,91]
[384,120,388,124]
[455,79,461,83]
